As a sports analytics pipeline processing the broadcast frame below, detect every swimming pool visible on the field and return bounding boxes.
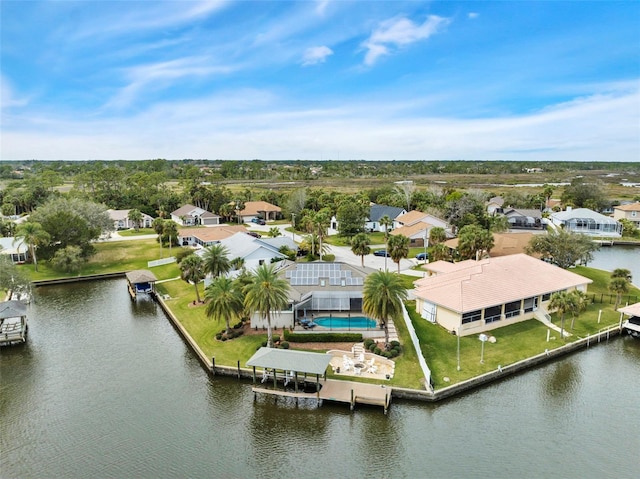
[314,316,377,329]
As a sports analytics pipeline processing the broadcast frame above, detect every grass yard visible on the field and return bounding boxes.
[117,228,156,236]
[26,239,183,282]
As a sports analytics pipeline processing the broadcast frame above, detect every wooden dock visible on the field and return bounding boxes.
[252,379,392,413]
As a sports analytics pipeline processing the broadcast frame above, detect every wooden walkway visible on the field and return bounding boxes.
[252,379,392,413]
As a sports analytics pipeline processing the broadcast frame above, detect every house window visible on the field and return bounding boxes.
[523,297,538,313]
[484,305,502,324]
[462,309,482,324]
[542,292,551,302]
[504,300,521,319]
[259,259,265,265]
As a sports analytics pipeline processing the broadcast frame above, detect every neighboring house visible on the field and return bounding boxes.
[550,208,622,237]
[412,253,592,337]
[178,225,247,247]
[502,208,543,229]
[206,232,291,272]
[238,201,281,222]
[544,199,562,212]
[487,196,505,215]
[0,237,29,264]
[250,262,375,329]
[613,202,640,226]
[108,209,154,230]
[171,204,221,226]
[392,210,451,246]
[439,232,537,259]
[328,204,406,235]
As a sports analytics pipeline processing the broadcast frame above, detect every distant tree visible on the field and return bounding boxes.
[350,232,371,267]
[336,200,368,238]
[457,224,494,260]
[488,214,510,233]
[612,268,632,282]
[363,271,407,347]
[205,276,244,335]
[300,233,328,259]
[243,263,290,348]
[430,243,451,262]
[609,276,631,311]
[14,221,50,272]
[561,178,606,210]
[549,290,578,340]
[0,255,31,295]
[380,215,393,270]
[180,254,206,304]
[526,230,599,269]
[388,234,410,273]
[428,227,447,245]
[202,243,231,279]
[152,218,165,257]
[569,290,588,331]
[51,245,85,273]
[162,220,179,253]
[394,181,415,211]
[619,219,639,238]
[128,209,143,231]
[285,188,307,225]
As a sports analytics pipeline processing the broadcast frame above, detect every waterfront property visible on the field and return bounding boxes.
[619,302,640,337]
[412,254,592,337]
[205,232,294,272]
[613,202,640,227]
[249,262,376,330]
[0,236,29,264]
[0,300,28,346]
[549,207,622,237]
[178,225,247,247]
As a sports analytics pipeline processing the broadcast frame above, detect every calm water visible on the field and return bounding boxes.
[589,245,640,287]
[1,279,639,479]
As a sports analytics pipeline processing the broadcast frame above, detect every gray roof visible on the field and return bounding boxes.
[0,300,27,319]
[258,237,298,251]
[551,208,618,224]
[368,204,406,222]
[247,347,332,375]
[125,270,158,284]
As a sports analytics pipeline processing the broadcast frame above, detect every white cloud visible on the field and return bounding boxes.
[0,75,30,110]
[302,46,334,66]
[468,12,479,19]
[362,15,450,66]
[315,0,330,16]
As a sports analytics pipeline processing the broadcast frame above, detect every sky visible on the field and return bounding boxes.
[1,0,639,162]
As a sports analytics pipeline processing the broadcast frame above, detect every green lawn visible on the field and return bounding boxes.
[26,239,182,282]
[117,228,156,236]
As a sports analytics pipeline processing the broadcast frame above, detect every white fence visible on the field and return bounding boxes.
[147,257,176,268]
[402,304,433,392]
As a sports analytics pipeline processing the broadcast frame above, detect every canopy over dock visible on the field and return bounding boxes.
[619,302,640,336]
[0,300,28,346]
[247,347,332,376]
[125,270,158,298]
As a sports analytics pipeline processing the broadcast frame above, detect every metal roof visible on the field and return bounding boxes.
[125,270,158,284]
[247,347,332,375]
[619,302,640,317]
[0,300,27,319]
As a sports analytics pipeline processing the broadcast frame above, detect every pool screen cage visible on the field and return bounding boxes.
[309,291,362,312]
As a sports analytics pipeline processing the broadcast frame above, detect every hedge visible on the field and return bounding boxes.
[283,330,363,343]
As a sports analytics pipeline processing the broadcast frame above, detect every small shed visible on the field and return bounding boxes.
[125,270,158,298]
[0,300,28,346]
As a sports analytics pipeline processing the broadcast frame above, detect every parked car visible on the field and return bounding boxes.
[373,249,390,257]
[416,252,428,261]
[247,231,261,238]
[250,217,266,225]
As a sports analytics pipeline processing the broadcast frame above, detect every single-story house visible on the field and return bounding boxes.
[178,225,248,247]
[412,253,592,337]
[108,209,154,230]
[391,210,451,246]
[208,232,292,272]
[613,202,640,226]
[328,204,407,235]
[502,208,543,229]
[0,237,29,264]
[171,205,221,226]
[250,262,375,329]
[438,232,538,260]
[549,207,622,237]
[238,201,281,222]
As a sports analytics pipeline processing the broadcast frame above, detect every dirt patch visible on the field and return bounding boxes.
[186,301,205,308]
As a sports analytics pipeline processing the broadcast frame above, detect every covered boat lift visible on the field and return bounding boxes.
[0,300,28,346]
[125,270,158,299]
[618,302,640,337]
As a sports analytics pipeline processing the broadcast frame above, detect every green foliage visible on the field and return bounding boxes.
[336,198,368,238]
[283,330,363,342]
[201,243,231,278]
[175,247,196,263]
[526,229,599,268]
[457,224,494,260]
[205,276,244,334]
[388,234,410,272]
[51,245,85,273]
[363,270,408,345]
[350,232,371,267]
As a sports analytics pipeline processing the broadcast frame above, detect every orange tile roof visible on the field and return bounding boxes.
[240,201,281,216]
[396,210,428,226]
[178,225,247,242]
[413,253,591,313]
[615,202,640,212]
[390,221,432,238]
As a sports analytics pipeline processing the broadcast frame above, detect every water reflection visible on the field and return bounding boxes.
[543,360,582,400]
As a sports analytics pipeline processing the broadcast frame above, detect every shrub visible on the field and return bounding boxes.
[374,347,382,355]
[215,332,222,340]
[272,334,281,343]
[363,338,374,349]
[368,343,377,352]
[283,330,363,343]
[233,321,244,329]
[175,247,196,264]
[389,340,400,349]
[261,340,268,347]
[280,341,290,349]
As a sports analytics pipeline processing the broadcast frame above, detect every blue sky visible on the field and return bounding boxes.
[1,0,639,161]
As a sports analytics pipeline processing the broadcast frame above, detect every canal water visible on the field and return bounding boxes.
[589,244,640,287]
[1,278,639,479]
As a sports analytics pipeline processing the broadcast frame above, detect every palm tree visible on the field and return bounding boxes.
[152,218,165,258]
[569,290,588,331]
[609,277,630,311]
[350,232,371,267]
[300,233,328,259]
[388,234,409,273]
[428,226,447,245]
[202,243,231,279]
[363,271,407,346]
[127,209,143,231]
[180,254,206,304]
[379,215,393,271]
[430,243,451,262]
[163,220,178,253]
[313,208,331,261]
[205,276,244,335]
[244,263,290,348]
[549,290,578,339]
[14,221,50,272]
[268,227,281,238]
[611,268,632,282]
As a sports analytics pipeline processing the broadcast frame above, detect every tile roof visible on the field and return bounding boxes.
[178,225,247,242]
[390,221,432,238]
[615,202,640,212]
[240,201,281,216]
[413,253,591,313]
[396,210,428,226]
